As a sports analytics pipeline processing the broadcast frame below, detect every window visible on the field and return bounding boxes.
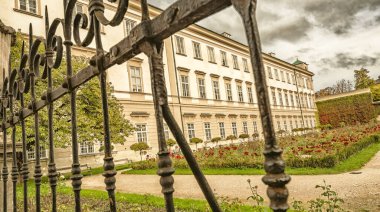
[130,66,142,92]
[274,69,279,80]
[192,42,202,59]
[278,89,283,106]
[72,3,84,25]
[290,121,293,130]
[280,71,285,82]
[197,78,206,99]
[253,121,258,133]
[295,120,299,128]
[204,122,212,141]
[225,83,233,101]
[267,66,273,79]
[310,119,313,128]
[221,51,228,67]
[213,80,220,100]
[175,36,186,55]
[219,122,226,139]
[237,85,244,102]
[242,121,248,134]
[164,123,170,140]
[19,0,37,14]
[187,123,195,140]
[247,86,254,103]
[181,75,190,97]
[286,73,291,84]
[290,92,294,107]
[292,74,296,85]
[207,46,216,63]
[271,89,277,105]
[284,92,289,106]
[136,124,148,142]
[80,142,94,154]
[283,121,288,131]
[232,55,239,69]
[243,58,249,72]
[27,146,47,160]
[295,93,299,107]
[277,121,281,130]
[125,18,136,36]
[232,122,238,137]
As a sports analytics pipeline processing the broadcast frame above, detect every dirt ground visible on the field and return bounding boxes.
[79,151,380,211]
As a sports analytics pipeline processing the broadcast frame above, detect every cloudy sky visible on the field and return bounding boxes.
[147,0,380,90]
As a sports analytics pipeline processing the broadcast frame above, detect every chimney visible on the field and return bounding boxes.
[268,52,276,57]
[221,32,231,38]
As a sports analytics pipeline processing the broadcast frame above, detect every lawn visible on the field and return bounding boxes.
[16,181,268,211]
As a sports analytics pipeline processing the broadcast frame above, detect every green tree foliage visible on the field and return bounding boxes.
[166,139,176,152]
[11,33,133,149]
[210,137,221,146]
[226,135,236,144]
[130,142,150,161]
[354,68,375,89]
[189,137,203,149]
[370,84,380,102]
[238,134,249,139]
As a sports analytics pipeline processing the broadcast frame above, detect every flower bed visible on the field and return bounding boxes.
[130,123,380,170]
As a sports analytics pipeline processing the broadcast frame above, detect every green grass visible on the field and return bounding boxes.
[122,142,380,175]
[17,181,267,211]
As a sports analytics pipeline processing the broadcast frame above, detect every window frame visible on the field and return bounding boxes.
[204,122,212,141]
[129,66,143,92]
[225,82,233,101]
[175,35,186,55]
[247,86,254,103]
[242,121,248,134]
[219,122,226,139]
[231,122,238,137]
[207,46,216,63]
[197,77,206,99]
[237,85,244,102]
[220,51,228,67]
[80,142,95,155]
[180,75,190,97]
[124,18,136,37]
[213,80,221,100]
[187,123,195,140]
[243,58,249,72]
[135,123,148,143]
[232,55,239,70]
[192,41,202,60]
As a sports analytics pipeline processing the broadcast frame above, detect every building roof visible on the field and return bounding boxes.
[293,58,307,65]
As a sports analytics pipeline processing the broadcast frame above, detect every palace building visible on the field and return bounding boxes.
[0,0,317,167]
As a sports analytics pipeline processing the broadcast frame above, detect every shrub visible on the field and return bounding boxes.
[166,139,176,148]
[317,93,376,127]
[239,134,249,139]
[251,133,259,139]
[130,142,150,161]
[190,137,203,149]
[211,137,222,146]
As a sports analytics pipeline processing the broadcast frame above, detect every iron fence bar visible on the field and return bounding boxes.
[44,7,61,212]
[8,62,18,212]
[231,0,290,211]
[93,14,118,212]
[2,66,9,212]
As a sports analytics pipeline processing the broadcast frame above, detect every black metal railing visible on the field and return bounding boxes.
[0,0,290,211]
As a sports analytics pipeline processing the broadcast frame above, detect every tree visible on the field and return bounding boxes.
[210,137,222,147]
[333,79,353,94]
[239,134,249,140]
[189,137,203,150]
[11,33,133,149]
[130,142,150,161]
[166,139,176,152]
[354,68,375,89]
[252,133,259,140]
[226,135,237,144]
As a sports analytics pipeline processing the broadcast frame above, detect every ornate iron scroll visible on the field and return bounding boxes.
[0,0,290,211]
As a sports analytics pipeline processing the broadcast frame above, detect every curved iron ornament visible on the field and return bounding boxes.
[0,0,291,211]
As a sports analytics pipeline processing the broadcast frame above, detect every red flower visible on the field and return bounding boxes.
[244,151,249,156]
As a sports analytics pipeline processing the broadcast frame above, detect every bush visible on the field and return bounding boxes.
[211,137,222,146]
[130,142,150,161]
[238,134,249,139]
[190,137,203,149]
[317,93,376,127]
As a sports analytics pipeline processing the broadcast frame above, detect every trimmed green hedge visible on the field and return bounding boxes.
[316,93,376,127]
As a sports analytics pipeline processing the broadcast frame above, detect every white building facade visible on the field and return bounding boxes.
[0,0,317,169]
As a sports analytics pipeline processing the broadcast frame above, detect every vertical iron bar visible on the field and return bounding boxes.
[19,93,29,212]
[30,74,42,212]
[146,42,176,211]
[65,40,83,212]
[47,64,58,211]
[9,80,18,212]
[93,15,117,212]
[2,87,8,212]
[231,1,291,211]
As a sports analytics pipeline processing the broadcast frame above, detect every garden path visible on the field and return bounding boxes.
[79,151,380,211]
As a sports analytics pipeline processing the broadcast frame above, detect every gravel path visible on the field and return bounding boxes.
[79,151,380,211]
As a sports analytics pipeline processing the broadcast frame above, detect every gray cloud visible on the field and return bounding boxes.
[321,53,379,69]
[260,17,312,44]
[302,0,380,35]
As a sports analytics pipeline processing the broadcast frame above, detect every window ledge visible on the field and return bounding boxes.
[208,61,217,64]
[233,68,240,71]
[13,8,43,18]
[79,152,102,156]
[176,52,187,56]
[194,57,203,61]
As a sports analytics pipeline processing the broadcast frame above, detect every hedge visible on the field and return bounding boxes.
[316,93,376,127]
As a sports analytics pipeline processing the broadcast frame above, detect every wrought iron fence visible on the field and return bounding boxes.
[0,0,290,211]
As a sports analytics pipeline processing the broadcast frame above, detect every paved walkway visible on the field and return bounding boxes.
[79,151,380,210]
